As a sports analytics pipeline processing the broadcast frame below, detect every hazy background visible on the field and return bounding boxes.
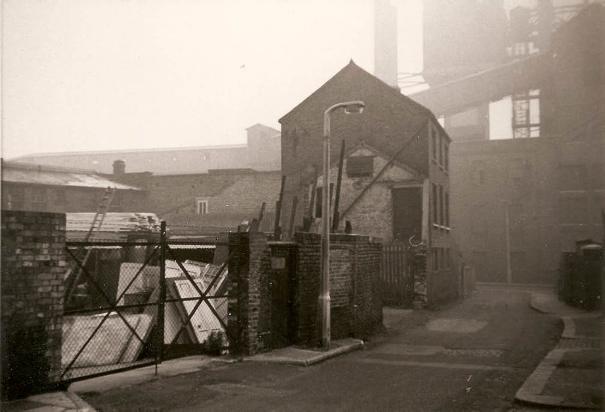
[1,0,423,159]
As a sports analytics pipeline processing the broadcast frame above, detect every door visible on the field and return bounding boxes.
[392,187,423,243]
[270,246,296,349]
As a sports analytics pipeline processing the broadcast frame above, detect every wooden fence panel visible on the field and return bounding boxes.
[380,242,413,306]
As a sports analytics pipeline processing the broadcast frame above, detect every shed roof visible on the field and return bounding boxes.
[1,161,142,190]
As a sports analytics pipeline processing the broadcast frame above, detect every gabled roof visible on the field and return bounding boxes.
[1,160,142,190]
[279,60,433,123]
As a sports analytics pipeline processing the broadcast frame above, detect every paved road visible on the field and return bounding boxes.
[83,286,561,411]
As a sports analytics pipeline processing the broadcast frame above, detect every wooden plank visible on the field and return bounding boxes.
[62,314,136,368]
[119,314,154,363]
[172,278,224,344]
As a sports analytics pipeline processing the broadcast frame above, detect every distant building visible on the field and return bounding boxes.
[12,124,281,175]
[279,60,456,303]
[413,4,605,284]
[111,166,281,235]
[1,160,145,213]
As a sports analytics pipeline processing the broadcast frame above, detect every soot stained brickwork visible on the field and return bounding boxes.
[228,231,383,354]
[1,211,66,400]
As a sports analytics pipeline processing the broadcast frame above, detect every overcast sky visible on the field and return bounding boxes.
[1,0,423,159]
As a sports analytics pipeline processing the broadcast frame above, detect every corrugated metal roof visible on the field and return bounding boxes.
[1,161,142,190]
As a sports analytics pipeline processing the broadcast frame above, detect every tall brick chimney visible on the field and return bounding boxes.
[374,0,398,88]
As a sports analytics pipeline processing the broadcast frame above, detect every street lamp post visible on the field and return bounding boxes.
[321,100,365,349]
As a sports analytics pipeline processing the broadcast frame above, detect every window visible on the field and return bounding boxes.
[558,165,587,191]
[196,199,209,215]
[431,126,437,161]
[31,188,48,210]
[559,195,588,224]
[55,189,66,205]
[346,156,373,178]
[315,187,323,218]
[314,184,333,218]
[471,206,488,238]
[433,248,440,270]
[439,185,444,226]
[444,143,449,172]
[445,191,450,228]
[7,187,25,210]
[471,160,486,185]
[432,183,438,225]
[438,135,443,167]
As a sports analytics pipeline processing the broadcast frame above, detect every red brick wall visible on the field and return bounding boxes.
[1,211,65,399]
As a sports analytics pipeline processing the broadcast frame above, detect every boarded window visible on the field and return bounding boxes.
[346,156,373,178]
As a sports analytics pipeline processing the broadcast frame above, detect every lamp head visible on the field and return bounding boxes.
[343,102,365,114]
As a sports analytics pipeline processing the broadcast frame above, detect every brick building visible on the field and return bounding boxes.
[1,161,145,213]
[413,3,605,283]
[278,61,455,301]
[114,167,281,234]
[14,124,281,175]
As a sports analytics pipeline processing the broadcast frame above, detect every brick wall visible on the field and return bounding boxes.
[1,211,66,400]
[294,233,383,346]
[279,62,431,234]
[227,231,271,355]
[228,231,383,353]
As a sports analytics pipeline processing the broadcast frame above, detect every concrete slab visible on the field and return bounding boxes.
[70,356,225,394]
[245,338,364,367]
[426,318,487,333]
[2,391,95,412]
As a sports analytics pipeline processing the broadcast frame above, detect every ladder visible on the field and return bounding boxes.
[65,186,116,303]
[82,187,116,242]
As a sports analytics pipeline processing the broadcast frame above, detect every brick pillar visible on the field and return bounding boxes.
[1,211,66,400]
[227,231,269,356]
[293,232,321,346]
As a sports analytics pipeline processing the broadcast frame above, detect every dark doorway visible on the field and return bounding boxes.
[392,187,423,243]
[269,244,297,349]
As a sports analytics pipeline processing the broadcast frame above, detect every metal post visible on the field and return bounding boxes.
[319,100,365,350]
[320,110,332,349]
[157,221,167,369]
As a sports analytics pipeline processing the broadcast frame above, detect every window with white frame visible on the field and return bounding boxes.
[196,198,209,215]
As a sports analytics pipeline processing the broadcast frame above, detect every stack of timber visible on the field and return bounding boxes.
[66,212,161,241]
[61,259,228,373]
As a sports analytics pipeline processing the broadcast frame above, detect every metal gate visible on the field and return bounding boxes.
[59,223,232,383]
[380,242,414,306]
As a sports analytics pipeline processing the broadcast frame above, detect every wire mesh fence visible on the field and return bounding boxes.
[60,234,231,383]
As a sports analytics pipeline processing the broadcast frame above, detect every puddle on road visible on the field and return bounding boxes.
[426,318,487,333]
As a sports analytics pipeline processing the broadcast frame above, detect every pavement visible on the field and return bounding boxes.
[2,334,370,411]
[515,289,603,409]
[1,391,95,412]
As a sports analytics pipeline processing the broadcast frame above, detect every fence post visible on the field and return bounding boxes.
[157,221,167,367]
